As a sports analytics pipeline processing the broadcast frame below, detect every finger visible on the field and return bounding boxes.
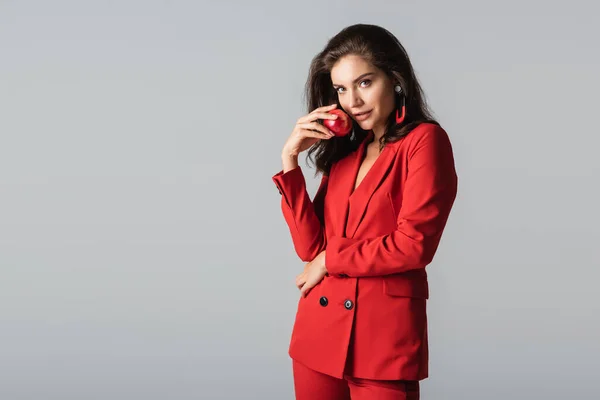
[313,103,338,113]
[299,121,333,136]
[297,122,334,139]
[300,282,312,297]
[301,276,317,296]
[298,130,333,142]
[296,274,306,289]
[296,270,306,281]
[298,111,339,124]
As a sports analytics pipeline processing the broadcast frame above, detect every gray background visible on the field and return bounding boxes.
[1,0,598,399]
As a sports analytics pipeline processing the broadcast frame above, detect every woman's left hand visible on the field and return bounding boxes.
[296,250,328,297]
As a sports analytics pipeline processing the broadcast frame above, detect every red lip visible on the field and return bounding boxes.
[353,110,372,121]
[353,110,371,117]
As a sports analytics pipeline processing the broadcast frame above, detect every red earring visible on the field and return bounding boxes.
[394,85,406,124]
[395,105,406,124]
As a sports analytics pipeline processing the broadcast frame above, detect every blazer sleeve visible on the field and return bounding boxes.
[272,165,328,262]
[325,126,458,277]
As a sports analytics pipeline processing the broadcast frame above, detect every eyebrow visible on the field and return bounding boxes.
[332,72,375,87]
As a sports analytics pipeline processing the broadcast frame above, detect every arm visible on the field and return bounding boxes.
[272,163,328,262]
[325,126,458,277]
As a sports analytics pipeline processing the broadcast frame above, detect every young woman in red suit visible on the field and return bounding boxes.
[272,23,458,400]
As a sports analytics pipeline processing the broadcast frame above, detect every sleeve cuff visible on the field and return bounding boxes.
[272,165,305,202]
[325,236,358,277]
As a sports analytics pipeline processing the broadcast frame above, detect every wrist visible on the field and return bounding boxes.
[281,151,298,161]
[281,153,299,173]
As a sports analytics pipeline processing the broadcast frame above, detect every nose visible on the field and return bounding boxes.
[349,89,364,108]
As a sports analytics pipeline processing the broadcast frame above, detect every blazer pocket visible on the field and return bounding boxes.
[383,275,429,299]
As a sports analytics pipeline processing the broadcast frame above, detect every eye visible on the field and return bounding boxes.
[334,79,371,94]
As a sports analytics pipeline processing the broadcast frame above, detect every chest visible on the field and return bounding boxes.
[353,143,383,191]
[324,141,408,239]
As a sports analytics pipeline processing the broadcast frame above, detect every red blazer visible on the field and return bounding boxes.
[272,123,458,381]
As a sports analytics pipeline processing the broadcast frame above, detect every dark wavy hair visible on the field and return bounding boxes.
[304,24,440,176]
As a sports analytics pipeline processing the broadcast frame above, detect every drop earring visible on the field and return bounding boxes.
[394,85,406,124]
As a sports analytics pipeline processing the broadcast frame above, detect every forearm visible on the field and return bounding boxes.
[325,217,449,277]
[273,164,328,262]
[280,190,327,262]
[282,154,299,173]
[326,124,458,277]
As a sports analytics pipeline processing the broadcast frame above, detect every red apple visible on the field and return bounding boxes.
[322,109,352,136]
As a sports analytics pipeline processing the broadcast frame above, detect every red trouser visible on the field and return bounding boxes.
[292,360,420,400]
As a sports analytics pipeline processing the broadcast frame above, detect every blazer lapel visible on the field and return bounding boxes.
[345,134,399,238]
[326,133,368,239]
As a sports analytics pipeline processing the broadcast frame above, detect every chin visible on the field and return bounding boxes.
[356,120,374,130]
[354,111,381,131]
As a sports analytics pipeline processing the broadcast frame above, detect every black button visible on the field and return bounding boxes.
[339,273,349,278]
[344,300,353,310]
[319,296,328,307]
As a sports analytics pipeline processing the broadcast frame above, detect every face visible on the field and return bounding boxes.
[330,54,396,134]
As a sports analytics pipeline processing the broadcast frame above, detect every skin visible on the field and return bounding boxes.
[293,54,398,297]
[331,54,397,143]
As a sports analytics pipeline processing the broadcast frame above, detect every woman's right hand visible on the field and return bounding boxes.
[281,103,339,158]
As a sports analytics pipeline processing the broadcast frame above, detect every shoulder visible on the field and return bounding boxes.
[407,122,450,143]
[387,122,450,148]
[394,122,453,157]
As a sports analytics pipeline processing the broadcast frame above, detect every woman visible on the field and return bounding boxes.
[272,24,458,400]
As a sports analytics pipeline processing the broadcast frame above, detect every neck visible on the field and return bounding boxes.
[372,125,386,142]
